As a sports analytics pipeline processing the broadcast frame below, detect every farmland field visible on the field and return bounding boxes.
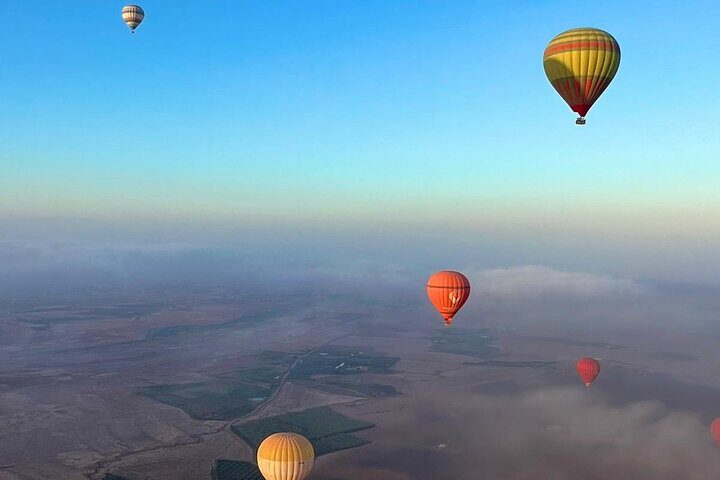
[431,328,500,359]
[136,380,273,420]
[212,460,264,480]
[232,406,373,455]
[290,346,398,379]
[134,346,399,421]
[313,378,399,398]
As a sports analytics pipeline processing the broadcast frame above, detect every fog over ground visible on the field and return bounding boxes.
[2,236,720,295]
[3,213,720,295]
[3,229,720,479]
[319,388,720,480]
[4,231,720,345]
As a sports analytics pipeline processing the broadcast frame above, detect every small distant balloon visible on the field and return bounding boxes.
[543,28,621,125]
[576,357,600,387]
[122,5,145,33]
[257,432,314,480]
[426,271,471,326]
[711,419,720,446]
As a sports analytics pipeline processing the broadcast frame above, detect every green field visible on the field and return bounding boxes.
[315,379,399,398]
[135,350,297,420]
[146,304,305,341]
[137,347,397,420]
[431,328,501,359]
[146,315,256,340]
[83,304,161,318]
[312,433,370,456]
[18,303,161,328]
[211,460,264,480]
[232,406,373,456]
[290,346,398,380]
[464,360,557,368]
[217,366,284,387]
[136,380,273,420]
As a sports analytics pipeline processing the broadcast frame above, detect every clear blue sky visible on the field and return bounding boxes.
[1,1,719,268]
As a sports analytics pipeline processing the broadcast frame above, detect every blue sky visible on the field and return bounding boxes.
[1,1,719,280]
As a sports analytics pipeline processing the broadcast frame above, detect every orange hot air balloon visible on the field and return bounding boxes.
[426,271,471,326]
[543,28,621,125]
[711,419,720,446]
[576,357,600,387]
[257,432,314,480]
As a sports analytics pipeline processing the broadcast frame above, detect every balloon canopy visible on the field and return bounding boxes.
[543,28,620,124]
[426,271,471,326]
[576,357,601,387]
[122,5,145,33]
[711,419,720,446]
[257,432,315,480]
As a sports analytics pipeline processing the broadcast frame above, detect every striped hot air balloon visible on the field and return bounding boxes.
[257,432,314,480]
[543,28,621,124]
[426,271,471,326]
[576,357,600,387]
[122,5,145,33]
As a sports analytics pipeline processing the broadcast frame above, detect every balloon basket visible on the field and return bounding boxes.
[575,117,586,125]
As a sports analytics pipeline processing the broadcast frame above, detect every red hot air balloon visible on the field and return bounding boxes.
[711,419,720,446]
[426,271,471,326]
[576,357,600,387]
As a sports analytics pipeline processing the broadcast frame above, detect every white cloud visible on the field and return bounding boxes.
[468,265,647,299]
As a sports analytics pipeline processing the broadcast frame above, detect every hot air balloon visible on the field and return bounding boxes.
[711,419,720,446]
[576,357,600,387]
[426,271,471,326]
[122,5,145,33]
[257,432,314,480]
[543,28,621,125]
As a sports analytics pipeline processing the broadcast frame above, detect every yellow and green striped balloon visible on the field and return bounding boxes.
[543,28,621,123]
[257,432,315,480]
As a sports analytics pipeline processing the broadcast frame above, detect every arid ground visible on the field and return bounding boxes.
[2,268,720,479]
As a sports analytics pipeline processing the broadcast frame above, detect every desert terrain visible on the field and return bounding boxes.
[2,270,720,479]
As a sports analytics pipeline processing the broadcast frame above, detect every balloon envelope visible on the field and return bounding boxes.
[576,357,600,387]
[543,28,620,121]
[122,5,145,32]
[711,419,720,446]
[257,432,314,480]
[426,271,471,325]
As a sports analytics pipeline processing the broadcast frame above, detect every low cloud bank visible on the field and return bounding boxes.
[0,243,655,305]
[468,265,648,299]
[319,387,720,479]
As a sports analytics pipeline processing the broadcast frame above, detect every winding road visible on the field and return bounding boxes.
[85,332,353,479]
